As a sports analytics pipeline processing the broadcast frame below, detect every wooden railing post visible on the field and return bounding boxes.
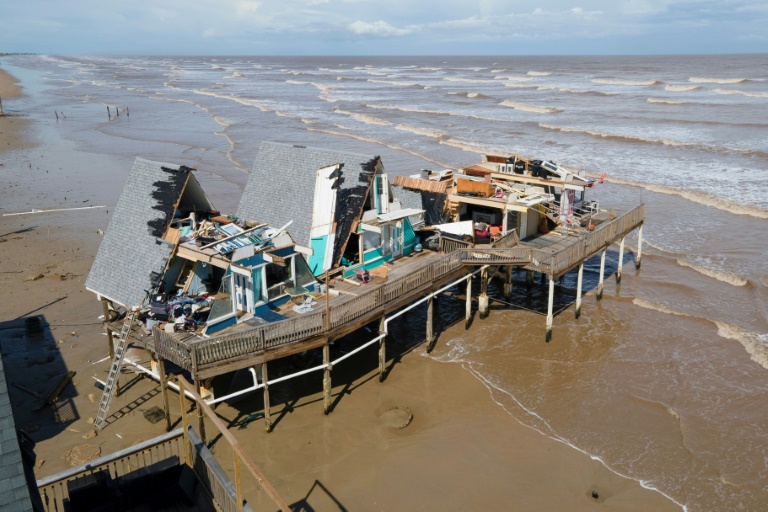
[233,447,243,510]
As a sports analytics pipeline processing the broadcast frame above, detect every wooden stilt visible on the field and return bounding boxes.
[575,263,584,319]
[323,344,331,415]
[426,297,435,352]
[479,268,489,319]
[106,106,111,119]
[177,377,191,464]
[617,236,625,283]
[504,266,513,298]
[157,357,171,432]
[598,250,606,301]
[234,448,242,509]
[262,363,272,432]
[636,225,643,269]
[100,299,120,397]
[546,274,554,342]
[526,269,534,295]
[540,271,546,285]
[194,377,206,443]
[465,276,472,329]
[378,316,386,382]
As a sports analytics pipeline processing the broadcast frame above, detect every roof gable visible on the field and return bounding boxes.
[86,158,197,308]
[236,142,379,264]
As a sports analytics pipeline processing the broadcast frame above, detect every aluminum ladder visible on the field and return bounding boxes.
[93,310,137,431]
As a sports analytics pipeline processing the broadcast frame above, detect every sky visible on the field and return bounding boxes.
[2,0,766,55]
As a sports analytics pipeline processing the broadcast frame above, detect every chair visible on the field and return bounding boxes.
[490,226,502,242]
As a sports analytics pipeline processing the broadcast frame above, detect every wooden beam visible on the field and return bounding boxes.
[426,297,435,353]
[323,343,331,415]
[378,316,386,382]
[199,223,267,250]
[176,377,290,512]
[157,357,172,432]
[262,362,272,433]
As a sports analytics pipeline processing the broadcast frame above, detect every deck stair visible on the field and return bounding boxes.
[94,310,137,431]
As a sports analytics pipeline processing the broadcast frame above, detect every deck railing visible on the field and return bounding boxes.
[187,250,465,370]
[37,429,186,512]
[155,206,642,372]
[439,236,472,253]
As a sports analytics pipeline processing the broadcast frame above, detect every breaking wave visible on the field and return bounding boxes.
[689,77,749,84]
[365,104,453,116]
[665,84,701,92]
[501,101,560,114]
[332,108,392,126]
[367,79,425,88]
[539,123,688,146]
[537,86,612,96]
[714,322,768,370]
[715,89,768,98]
[449,91,492,99]
[494,75,535,82]
[443,77,496,84]
[191,89,273,112]
[647,98,684,104]
[676,259,749,287]
[593,79,662,86]
[395,124,445,139]
[527,71,551,76]
[604,175,768,220]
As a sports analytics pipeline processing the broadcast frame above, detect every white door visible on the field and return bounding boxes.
[234,274,253,312]
[392,222,402,258]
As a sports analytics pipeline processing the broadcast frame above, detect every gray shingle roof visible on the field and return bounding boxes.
[237,142,378,260]
[85,158,192,308]
[0,353,33,512]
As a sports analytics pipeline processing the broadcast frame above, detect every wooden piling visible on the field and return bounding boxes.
[177,377,191,464]
[106,106,111,119]
[378,316,386,382]
[426,296,435,352]
[504,265,513,298]
[636,225,643,269]
[323,343,331,415]
[546,274,554,342]
[465,276,472,328]
[194,377,206,443]
[598,250,606,301]
[526,269,534,295]
[575,263,584,319]
[100,299,120,397]
[157,357,172,432]
[54,111,58,120]
[617,236,625,283]
[262,362,272,432]
[479,267,489,319]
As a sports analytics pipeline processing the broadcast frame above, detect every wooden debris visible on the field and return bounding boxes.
[45,371,76,404]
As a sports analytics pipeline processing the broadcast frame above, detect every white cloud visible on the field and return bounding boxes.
[348,20,417,36]
[236,1,262,17]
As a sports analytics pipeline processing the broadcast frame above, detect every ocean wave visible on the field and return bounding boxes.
[191,89,273,112]
[536,85,612,96]
[439,137,501,154]
[503,82,538,89]
[604,175,768,220]
[395,124,445,139]
[714,322,768,370]
[689,77,749,84]
[665,84,701,92]
[632,298,692,318]
[528,71,551,76]
[305,127,452,168]
[540,123,688,146]
[490,69,507,73]
[366,104,453,116]
[494,75,534,82]
[443,77,496,84]
[647,98,684,104]
[676,259,749,287]
[449,91,492,99]
[367,79,424,88]
[332,108,392,126]
[593,79,662,86]
[225,71,244,79]
[715,89,768,98]
[501,101,561,114]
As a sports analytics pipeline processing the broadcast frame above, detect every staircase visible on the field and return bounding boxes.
[93,310,137,431]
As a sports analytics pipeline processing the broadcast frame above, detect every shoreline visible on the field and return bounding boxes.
[0,64,681,510]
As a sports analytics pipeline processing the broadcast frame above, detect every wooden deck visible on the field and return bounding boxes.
[113,204,643,380]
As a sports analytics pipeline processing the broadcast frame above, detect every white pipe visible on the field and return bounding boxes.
[119,359,197,400]
[3,205,106,216]
[207,367,262,405]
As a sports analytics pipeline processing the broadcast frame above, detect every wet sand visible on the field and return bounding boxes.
[0,66,680,510]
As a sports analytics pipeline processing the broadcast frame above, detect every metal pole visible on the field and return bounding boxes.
[575,263,583,319]
[598,250,606,301]
[546,274,554,342]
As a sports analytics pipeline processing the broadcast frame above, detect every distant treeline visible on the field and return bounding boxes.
[0,53,36,56]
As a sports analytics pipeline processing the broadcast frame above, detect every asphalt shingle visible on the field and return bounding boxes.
[0,352,33,512]
[85,158,192,308]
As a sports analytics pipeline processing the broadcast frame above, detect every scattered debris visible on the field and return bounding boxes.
[87,393,96,403]
[63,444,101,466]
[82,431,97,440]
[45,371,76,404]
[25,273,45,281]
[35,459,45,470]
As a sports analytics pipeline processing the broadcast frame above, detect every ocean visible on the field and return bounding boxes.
[3,54,767,511]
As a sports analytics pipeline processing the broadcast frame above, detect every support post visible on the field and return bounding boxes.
[575,263,584,319]
[323,343,331,415]
[465,276,472,329]
[178,377,191,465]
[426,297,435,352]
[234,449,242,510]
[479,268,489,319]
[636,225,643,269]
[598,250,606,301]
[617,236,625,283]
[157,357,171,432]
[100,299,120,397]
[262,362,272,432]
[378,316,386,382]
[503,265,513,298]
[546,274,554,342]
[194,377,206,444]
[526,269,534,295]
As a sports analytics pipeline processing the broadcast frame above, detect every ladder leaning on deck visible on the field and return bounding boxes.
[93,310,137,431]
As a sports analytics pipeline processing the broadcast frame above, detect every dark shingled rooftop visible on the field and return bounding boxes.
[85,158,191,308]
[236,142,378,260]
[0,353,34,512]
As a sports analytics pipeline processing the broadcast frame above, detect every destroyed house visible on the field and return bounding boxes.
[85,157,318,337]
[236,142,422,278]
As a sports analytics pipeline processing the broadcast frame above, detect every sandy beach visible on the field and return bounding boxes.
[0,64,684,510]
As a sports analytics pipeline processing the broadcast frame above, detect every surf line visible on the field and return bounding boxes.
[3,205,106,217]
